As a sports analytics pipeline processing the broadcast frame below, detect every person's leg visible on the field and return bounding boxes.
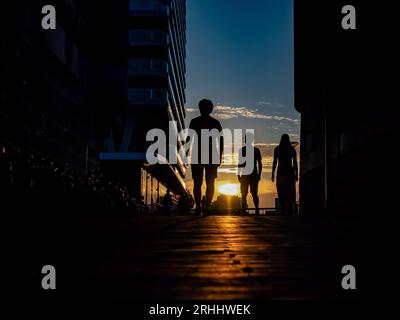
[277,173,288,215]
[240,179,249,215]
[253,195,260,214]
[205,178,215,208]
[287,192,295,216]
[250,179,259,215]
[192,165,203,214]
[287,201,294,216]
[204,165,217,214]
[242,194,248,214]
[280,201,287,215]
[288,178,296,216]
[278,193,287,215]
[193,179,202,209]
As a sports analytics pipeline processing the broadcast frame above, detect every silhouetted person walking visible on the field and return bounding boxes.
[238,133,262,215]
[272,134,298,215]
[189,99,223,216]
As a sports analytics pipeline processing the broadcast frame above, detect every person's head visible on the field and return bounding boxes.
[198,99,214,116]
[279,134,291,149]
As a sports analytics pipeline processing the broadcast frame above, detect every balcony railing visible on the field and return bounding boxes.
[129,0,170,17]
[128,89,168,107]
[128,59,169,76]
[128,30,169,47]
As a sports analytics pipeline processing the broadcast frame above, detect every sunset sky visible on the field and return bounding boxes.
[184,0,299,207]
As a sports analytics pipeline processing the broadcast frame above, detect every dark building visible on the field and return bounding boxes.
[3,0,95,170]
[2,0,188,213]
[97,0,188,210]
[294,0,397,217]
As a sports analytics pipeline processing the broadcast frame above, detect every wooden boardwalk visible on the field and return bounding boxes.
[20,215,360,300]
[34,215,358,301]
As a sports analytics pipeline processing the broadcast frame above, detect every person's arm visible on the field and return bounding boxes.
[218,122,224,166]
[271,148,277,182]
[293,148,299,181]
[186,120,194,158]
[237,169,242,182]
[237,147,242,182]
[257,149,262,181]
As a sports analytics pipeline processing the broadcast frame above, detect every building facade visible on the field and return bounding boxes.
[2,0,188,212]
[3,0,95,170]
[97,0,188,210]
[294,0,397,217]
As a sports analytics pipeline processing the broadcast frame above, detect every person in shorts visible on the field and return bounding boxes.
[189,99,223,216]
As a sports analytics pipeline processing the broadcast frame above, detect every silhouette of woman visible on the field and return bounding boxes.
[271,134,298,215]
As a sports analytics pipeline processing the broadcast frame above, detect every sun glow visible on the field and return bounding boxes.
[218,183,240,196]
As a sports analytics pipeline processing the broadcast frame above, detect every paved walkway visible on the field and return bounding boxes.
[35,215,359,300]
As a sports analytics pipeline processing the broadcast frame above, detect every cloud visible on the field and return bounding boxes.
[254,143,278,147]
[212,104,299,123]
[186,104,299,123]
